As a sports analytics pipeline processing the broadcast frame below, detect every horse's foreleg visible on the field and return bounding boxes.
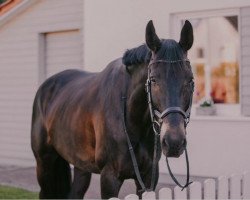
[100,166,123,199]
[68,167,91,199]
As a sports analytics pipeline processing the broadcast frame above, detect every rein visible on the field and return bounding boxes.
[121,96,160,192]
[122,58,194,192]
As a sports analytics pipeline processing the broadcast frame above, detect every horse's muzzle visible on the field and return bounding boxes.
[162,137,186,157]
[160,122,187,157]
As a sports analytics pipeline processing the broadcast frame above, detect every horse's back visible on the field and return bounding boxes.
[34,69,91,114]
[31,69,90,148]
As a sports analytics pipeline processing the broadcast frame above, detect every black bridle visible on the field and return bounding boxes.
[146,59,194,130]
[122,58,194,193]
[146,59,194,191]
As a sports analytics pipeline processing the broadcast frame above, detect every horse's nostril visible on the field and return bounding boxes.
[165,135,186,150]
[163,138,168,147]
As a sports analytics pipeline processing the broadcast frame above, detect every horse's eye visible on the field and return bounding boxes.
[184,80,194,88]
[150,77,156,83]
[188,80,195,91]
[190,79,194,86]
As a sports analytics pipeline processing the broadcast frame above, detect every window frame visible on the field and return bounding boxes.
[170,8,241,117]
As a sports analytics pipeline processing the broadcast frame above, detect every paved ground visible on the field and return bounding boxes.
[0,165,212,199]
[0,165,173,199]
[0,165,39,192]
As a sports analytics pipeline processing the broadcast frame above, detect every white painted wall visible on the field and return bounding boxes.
[83,0,250,72]
[45,30,83,78]
[167,0,250,14]
[0,0,83,166]
[83,0,170,72]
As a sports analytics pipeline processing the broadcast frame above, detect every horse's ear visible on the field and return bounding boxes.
[146,20,161,52]
[179,20,193,51]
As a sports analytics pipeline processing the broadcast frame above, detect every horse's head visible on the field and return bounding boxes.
[145,20,194,158]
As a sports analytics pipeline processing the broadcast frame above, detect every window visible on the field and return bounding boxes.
[171,9,240,116]
[187,16,239,104]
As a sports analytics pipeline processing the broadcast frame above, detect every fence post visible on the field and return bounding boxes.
[229,174,242,199]
[159,187,172,200]
[204,179,216,199]
[218,176,229,199]
[243,171,250,199]
[174,186,187,199]
[189,182,202,199]
[124,194,139,200]
[111,171,248,200]
[142,191,156,199]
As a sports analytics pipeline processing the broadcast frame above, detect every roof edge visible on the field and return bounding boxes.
[0,0,38,27]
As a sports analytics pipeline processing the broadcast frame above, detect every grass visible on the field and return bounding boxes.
[0,185,38,199]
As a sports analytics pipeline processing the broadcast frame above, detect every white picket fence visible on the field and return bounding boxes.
[110,172,250,199]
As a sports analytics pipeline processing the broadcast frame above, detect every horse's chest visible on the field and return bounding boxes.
[119,145,152,179]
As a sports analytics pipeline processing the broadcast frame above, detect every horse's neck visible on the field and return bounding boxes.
[126,64,151,141]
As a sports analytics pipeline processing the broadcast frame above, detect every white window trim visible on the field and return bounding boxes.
[170,8,242,117]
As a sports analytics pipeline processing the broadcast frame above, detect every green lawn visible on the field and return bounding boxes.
[0,185,38,199]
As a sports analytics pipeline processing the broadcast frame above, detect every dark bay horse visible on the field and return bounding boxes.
[31,20,194,199]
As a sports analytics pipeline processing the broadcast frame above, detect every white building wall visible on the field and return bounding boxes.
[45,30,83,78]
[84,0,250,177]
[83,0,170,72]
[0,0,83,166]
[83,0,250,72]
[241,6,250,116]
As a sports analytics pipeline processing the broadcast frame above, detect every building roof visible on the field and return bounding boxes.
[0,0,37,27]
[0,0,23,16]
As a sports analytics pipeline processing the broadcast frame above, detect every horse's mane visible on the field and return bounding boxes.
[122,44,151,66]
[122,40,184,66]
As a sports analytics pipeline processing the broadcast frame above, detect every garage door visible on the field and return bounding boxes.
[45,30,83,78]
